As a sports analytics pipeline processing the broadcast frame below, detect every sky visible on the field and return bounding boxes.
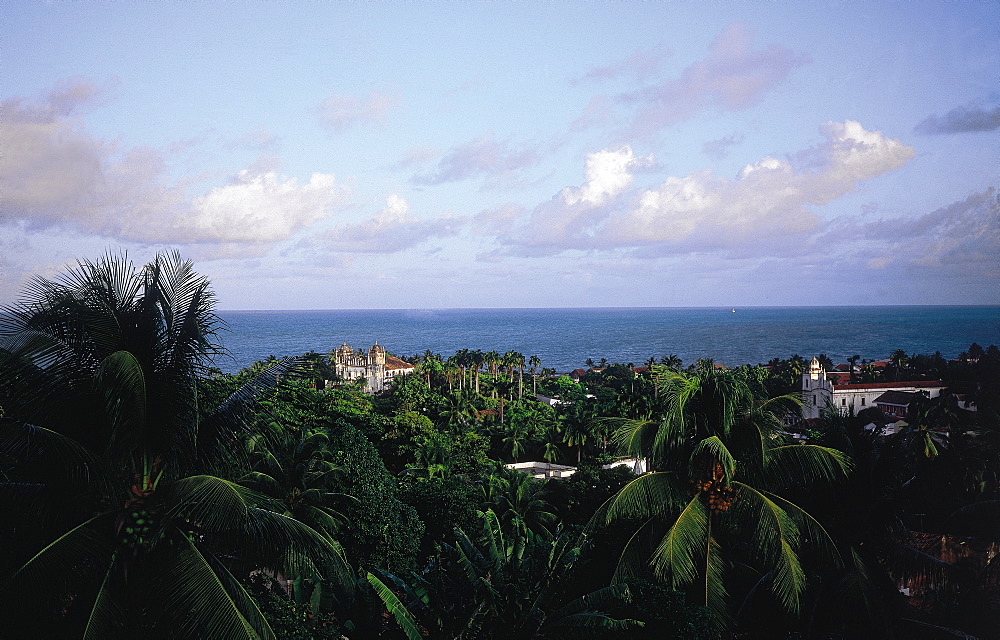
[2,1,998,309]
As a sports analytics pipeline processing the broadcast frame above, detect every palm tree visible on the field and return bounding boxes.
[889,349,909,382]
[660,354,683,371]
[600,366,850,627]
[0,252,346,638]
[512,351,526,399]
[529,355,541,395]
[542,424,564,463]
[847,354,861,383]
[239,429,357,542]
[490,469,559,541]
[559,402,596,464]
[370,510,640,639]
[471,349,485,394]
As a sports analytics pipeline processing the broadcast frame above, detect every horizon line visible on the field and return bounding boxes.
[216,304,1000,312]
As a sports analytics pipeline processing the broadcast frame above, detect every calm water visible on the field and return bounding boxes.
[214,307,1000,374]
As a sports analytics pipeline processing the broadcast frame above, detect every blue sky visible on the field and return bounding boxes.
[3,1,998,309]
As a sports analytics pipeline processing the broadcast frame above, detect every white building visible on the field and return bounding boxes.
[506,461,577,480]
[331,342,414,393]
[801,357,944,419]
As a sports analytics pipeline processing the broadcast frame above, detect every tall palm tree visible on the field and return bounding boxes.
[559,402,596,464]
[889,349,909,382]
[0,252,346,638]
[471,349,485,394]
[599,366,850,627]
[512,351,526,399]
[529,355,541,395]
[847,354,861,383]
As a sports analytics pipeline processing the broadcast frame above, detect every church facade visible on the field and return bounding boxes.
[801,356,944,420]
[331,342,414,393]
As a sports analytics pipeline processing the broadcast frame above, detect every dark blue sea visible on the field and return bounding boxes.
[214,307,1000,374]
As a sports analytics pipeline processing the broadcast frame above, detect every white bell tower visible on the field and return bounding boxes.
[801,357,833,419]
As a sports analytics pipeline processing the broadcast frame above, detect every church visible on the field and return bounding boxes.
[331,342,414,393]
[801,356,944,420]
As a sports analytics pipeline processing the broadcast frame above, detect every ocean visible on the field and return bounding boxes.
[213,306,1000,374]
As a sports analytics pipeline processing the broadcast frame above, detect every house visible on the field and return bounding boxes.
[331,341,414,393]
[800,357,944,419]
[602,457,648,474]
[506,461,577,480]
[874,390,927,419]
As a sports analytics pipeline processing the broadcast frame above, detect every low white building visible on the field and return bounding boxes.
[801,357,944,419]
[602,457,648,474]
[506,461,577,480]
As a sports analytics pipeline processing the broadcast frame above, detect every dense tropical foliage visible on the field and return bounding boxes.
[1,252,997,638]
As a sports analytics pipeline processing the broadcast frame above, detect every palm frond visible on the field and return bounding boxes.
[6,512,116,589]
[82,551,126,640]
[651,494,709,587]
[542,610,643,634]
[690,435,737,483]
[156,535,273,639]
[763,444,852,489]
[367,572,424,640]
[610,517,660,583]
[704,535,730,627]
[603,471,685,523]
[610,417,663,461]
[203,550,277,640]
[731,482,805,613]
[95,350,148,455]
[762,490,842,568]
[0,419,98,483]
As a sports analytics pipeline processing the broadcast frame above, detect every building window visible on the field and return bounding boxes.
[813,396,817,405]
[842,398,846,406]
[861,398,865,406]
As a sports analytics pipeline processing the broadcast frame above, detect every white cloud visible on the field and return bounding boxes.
[318,92,399,132]
[564,146,653,206]
[320,194,462,253]
[182,171,347,243]
[1,84,350,249]
[501,146,651,254]
[500,121,914,256]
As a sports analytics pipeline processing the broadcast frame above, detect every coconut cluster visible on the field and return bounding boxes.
[695,461,736,512]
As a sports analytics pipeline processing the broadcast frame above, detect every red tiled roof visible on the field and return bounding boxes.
[874,390,926,405]
[835,380,943,390]
[385,355,414,370]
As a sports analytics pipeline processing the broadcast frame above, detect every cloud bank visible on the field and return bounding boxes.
[1,84,349,249]
[320,194,461,253]
[622,23,808,135]
[501,121,914,256]
[914,102,1000,135]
